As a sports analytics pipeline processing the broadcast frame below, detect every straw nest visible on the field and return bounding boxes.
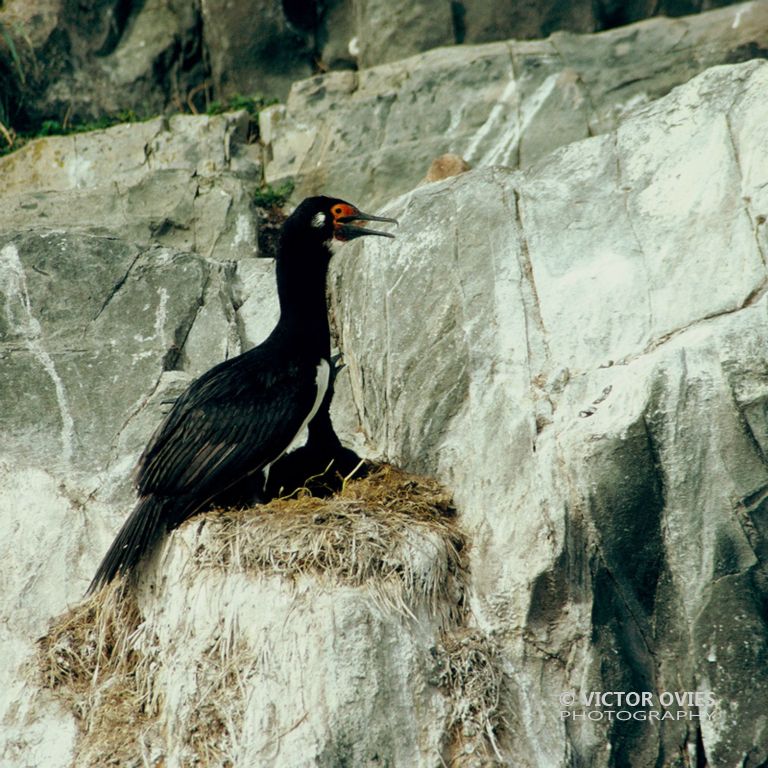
[188,464,467,618]
[36,581,154,766]
[35,465,499,766]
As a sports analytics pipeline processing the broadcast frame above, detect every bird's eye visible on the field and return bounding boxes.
[332,205,344,216]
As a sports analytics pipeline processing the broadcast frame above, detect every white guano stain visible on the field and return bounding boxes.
[154,287,169,348]
[464,72,564,169]
[234,213,255,245]
[65,153,94,189]
[132,287,170,359]
[492,73,561,167]
[0,243,75,466]
[732,3,752,28]
[517,73,561,134]
[464,77,518,164]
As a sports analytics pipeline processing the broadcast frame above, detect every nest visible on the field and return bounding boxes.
[36,465,472,766]
[36,581,154,766]
[189,465,467,619]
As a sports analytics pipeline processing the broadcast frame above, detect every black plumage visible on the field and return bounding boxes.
[88,196,396,593]
[265,356,369,499]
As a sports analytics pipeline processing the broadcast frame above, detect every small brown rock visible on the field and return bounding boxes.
[424,153,471,183]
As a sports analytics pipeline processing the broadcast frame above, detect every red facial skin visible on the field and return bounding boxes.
[331,203,359,241]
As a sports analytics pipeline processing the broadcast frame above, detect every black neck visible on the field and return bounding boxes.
[273,238,332,357]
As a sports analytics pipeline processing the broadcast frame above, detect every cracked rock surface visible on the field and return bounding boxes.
[1,15,768,768]
[0,0,750,124]
[330,59,768,766]
[262,1,768,206]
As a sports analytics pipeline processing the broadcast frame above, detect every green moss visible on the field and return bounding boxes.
[253,180,295,208]
[0,110,148,157]
[206,94,278,117]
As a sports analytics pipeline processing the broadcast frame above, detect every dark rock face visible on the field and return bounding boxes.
[0,0,205,127]
[458,0,596,43]
[201,0,315,101]
[0,0,755,126]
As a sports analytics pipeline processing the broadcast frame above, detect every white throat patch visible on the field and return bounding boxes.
[311,212,326,228]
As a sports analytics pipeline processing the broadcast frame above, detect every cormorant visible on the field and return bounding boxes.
[88,196,396,593]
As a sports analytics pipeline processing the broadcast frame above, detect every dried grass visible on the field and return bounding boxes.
[176,636,280,767]
[36,466,481,765]
[36,580,153,766]
[434,629,506,766]
[191,465,467,620]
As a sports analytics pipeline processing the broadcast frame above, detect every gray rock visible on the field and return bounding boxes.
[316,0,358,71]
[352,0,455,68]
[263,1,768,205]
[330,59,768,766]
[0,111,262,261]
[2,19,768,768]
[0,0,205,124]
[458,0,595,43]
[201,0,315,100]
[0,0,752,127]
[0,232,231,474]
[456,0,745,44]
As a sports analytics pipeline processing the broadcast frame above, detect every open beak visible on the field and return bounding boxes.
[336,211,398,240]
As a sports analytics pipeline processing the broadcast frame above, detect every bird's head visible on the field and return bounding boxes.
[283,196,398,247]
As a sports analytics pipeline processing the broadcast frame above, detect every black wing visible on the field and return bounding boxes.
[87,347,322,594]
[137,347,320,522]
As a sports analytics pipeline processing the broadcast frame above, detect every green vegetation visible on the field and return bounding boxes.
[253,179,295,208]
[0,110,146,158]
[0,93,279,159]
[36,111,143,136]
[0,22,25,85]
[206,94,277,117]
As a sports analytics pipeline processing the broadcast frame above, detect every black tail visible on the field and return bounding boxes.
[87,495,166,595]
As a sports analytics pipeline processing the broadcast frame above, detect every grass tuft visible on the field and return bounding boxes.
[252,179,295,208]
[206,94,278,117]
[36,580,153,765]
[434,628,507,765]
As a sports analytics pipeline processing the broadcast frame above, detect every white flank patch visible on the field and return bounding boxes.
[262,359,331,486]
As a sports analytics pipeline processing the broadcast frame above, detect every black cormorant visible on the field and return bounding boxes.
[88,196,396,593]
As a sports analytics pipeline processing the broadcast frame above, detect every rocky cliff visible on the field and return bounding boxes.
[2,2,768,767]
[0,0,754,126]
